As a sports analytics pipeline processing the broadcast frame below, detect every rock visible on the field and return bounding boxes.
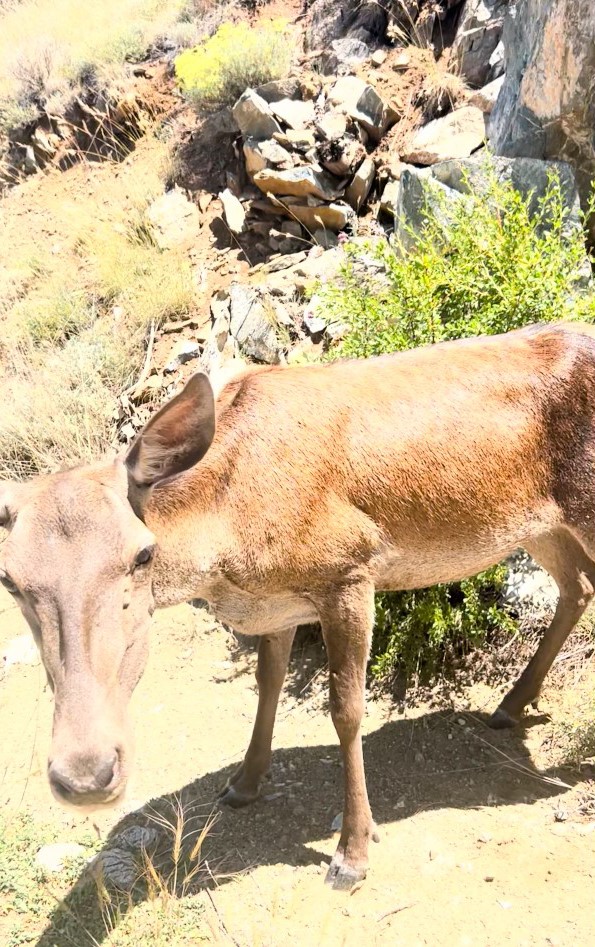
[402,106,486,165]
[164,339,202,374]
[313,228,339,248]
[379,177,405,217]
[304,306,328,336]
[256,77,302,103]
[277,201,355,233]
[261,246,345,295]
[317,136,365,177]
[94,826,159,891]
[501,551,558,621]
[391,49,411,71]
[243,138,295,179]
[431,155,582,228]
[198,192,212,213]
[393,156,585,252]
[281,220,303,238]
[331,811,343,832]
[2,634,40,670]
[229,284,283,363]
[320,38,371,75]
[31,126,60,159]
[232,89,282,140]
[450,0,509,88]
[371,48,388,67]
[469,75,505,114]
[489,39,505,79]
[219,188,246,234]
[259,251,309,274]
[274,129,316,150]
[270,98,316,129]
[253,166,345,201]
[243,139,268,177]
[145,188,201,251]
[36,843,88,874]
[489,0,595,236]
[286,338,324,364]
[22,145,38,174]
[345,156,375,211]
[210,288,231,325]
[306,0,389,59]
[329,76,398,142]
[131,373,168,404]
[268,228,303,254]
[315,111,349,142]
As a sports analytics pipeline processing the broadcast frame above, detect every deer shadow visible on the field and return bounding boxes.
[35,708,578,946]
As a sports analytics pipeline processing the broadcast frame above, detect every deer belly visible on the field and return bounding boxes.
[204,579,319,635]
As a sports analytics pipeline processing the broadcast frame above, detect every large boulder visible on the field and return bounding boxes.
[253,166,345,201]
[232,89,283,140]
[402,106,487,165]
[145,188,201,251]
[392,155,584,250]
[490,0,595,233]
[328,76,398,142]
[450,0,509,88]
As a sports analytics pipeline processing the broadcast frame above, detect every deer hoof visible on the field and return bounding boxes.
[217,783,259,808]
[488,706,518,730]
[325,857,366,891]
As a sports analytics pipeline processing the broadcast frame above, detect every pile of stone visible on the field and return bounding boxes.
[222,74,400,246]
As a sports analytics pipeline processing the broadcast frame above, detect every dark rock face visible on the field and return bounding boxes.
[392,156,584,251]
[450,0,509,88]
[306,0,390,51]
[490,0,595,231]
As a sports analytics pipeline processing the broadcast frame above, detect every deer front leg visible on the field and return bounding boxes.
[314,580,376,891]
[219,626,296,807]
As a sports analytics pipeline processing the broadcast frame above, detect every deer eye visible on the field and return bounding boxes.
[133,546,154,570]
[0,573,19,595]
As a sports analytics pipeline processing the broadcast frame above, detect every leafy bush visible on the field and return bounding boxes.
[175,20,292,109]
[316,164,595,687]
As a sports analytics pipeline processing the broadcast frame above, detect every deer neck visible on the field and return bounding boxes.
[142,447,235,609]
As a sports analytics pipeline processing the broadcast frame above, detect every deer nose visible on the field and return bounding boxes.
[49,752,119,801]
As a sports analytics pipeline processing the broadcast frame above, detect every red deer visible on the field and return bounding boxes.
[1,322,595,889]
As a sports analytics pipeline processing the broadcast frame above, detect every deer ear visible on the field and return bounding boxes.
[125,373,216,488]
[0,482,22,529]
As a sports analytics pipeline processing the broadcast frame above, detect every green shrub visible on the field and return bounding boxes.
[175,20,292,109]
[316,163,595,687]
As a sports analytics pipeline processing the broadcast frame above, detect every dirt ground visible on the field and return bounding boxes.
[2,582,595,947]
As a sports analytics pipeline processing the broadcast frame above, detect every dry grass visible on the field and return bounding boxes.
[0,134,196,479]
[0,801,220,946]
[0,0,229,133]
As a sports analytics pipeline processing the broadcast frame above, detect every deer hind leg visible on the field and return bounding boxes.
[489,529,595,729]
[313,579,377,891]
[219,626,296,807]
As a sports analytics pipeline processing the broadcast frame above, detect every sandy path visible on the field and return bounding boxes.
[1,588,594,946]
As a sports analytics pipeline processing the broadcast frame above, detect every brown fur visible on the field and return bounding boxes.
[2,322,595,888]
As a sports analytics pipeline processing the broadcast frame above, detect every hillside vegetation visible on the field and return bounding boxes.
[0,0,200,133]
